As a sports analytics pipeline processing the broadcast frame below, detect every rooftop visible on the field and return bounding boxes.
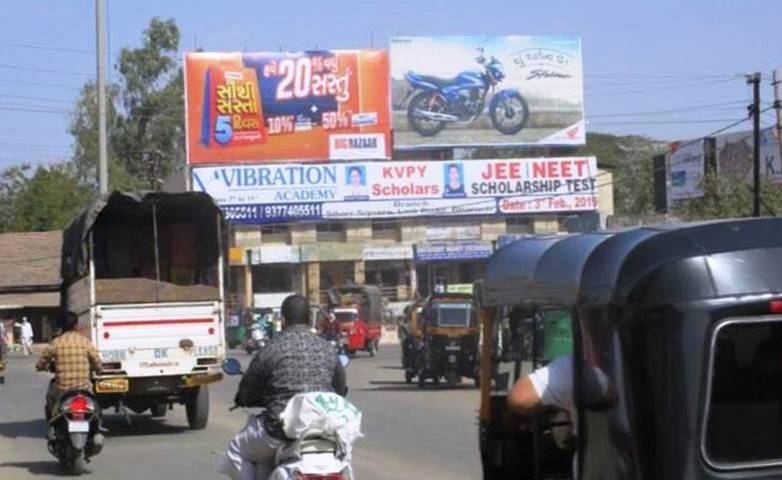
[0,230,62,291]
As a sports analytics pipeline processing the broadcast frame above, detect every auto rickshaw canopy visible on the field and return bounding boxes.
[479,218,782,312]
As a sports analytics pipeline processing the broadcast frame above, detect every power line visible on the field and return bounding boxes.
[0,77,83,91]
[0,41,94,54]
[0,64,94,78]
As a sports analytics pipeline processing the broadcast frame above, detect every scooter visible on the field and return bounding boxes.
[245,323,269,354]
[47,389,104,475]
[222,356,358,480]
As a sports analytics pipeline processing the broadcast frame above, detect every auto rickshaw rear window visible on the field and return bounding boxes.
[704,319,782,468]
[334,311,357,323]
[433,303,473,327]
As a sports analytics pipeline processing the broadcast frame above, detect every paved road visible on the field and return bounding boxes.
[0,346,481,479]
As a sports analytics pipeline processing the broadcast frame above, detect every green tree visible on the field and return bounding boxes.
[674,173,782,220]
[0,165,32,231]
[70,17,184,190]
[6,163,93,232]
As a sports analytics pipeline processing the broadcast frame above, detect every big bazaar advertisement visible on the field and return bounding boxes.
[192,157,598,223]
[184,50,391,163]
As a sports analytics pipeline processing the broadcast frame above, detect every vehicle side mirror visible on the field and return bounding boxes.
[339,354,350,369]
[222,358,242,376]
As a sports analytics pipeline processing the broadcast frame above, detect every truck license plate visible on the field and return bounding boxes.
[448,355,457,363]
[68,421,89,433]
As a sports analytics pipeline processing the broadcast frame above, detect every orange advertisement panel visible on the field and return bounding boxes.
[184,50,391,164]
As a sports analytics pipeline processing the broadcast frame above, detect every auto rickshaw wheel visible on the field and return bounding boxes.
[432,376,440,385]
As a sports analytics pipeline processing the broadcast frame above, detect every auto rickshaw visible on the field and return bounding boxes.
[413,293,480,387]
[476,218,782,479]
[0,344,5,384]
[401,299,425,373]
[328,285,383,357]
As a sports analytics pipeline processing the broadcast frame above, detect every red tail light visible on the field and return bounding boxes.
[69,395,90,413]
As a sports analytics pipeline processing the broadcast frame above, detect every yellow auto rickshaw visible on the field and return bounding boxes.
[409,293,480,387]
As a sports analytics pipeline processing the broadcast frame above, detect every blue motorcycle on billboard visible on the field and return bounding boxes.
[401,48,529,137]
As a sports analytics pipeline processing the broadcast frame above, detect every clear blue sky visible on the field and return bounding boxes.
[0,0,780,167]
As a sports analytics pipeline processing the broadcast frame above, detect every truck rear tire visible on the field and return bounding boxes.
[150,403,167,418]
[186,386,209,430]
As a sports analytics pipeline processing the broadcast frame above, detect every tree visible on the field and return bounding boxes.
[70,17,184,190]
[0,165,32,231]
[674,173,782,220]
[5,163,92,232]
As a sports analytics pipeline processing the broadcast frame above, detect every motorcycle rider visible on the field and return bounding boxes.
[35,312,103,438]
[219,294,347,480]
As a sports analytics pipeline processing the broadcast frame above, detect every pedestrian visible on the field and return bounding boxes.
[434,278,445,294]
[16,316,34,355]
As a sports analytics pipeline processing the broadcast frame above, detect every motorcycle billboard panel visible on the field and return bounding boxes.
[192,157,597,224]
[184,50,390,164]
[390,35,584,149]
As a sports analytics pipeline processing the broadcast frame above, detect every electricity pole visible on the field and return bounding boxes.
[773,70,782,168]
[96,0,108,194]
[747,72,761,217]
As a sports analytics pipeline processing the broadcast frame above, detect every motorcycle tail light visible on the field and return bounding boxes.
[69,395,90,414]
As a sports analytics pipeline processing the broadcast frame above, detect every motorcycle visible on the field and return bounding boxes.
[245,322,269,355]
[221,356,358,480]
[401,48,529,137]
[48,389,104,475]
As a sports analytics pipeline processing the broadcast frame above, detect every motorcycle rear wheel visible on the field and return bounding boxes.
[489,92,529,135]
[407,92,447,137]
[62,446,86,475]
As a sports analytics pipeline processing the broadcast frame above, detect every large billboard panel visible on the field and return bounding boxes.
[390,35,584,149]
[184,50,390,164]
[667,139,705,201]
[192,157,598,223]
[716,127,781,184]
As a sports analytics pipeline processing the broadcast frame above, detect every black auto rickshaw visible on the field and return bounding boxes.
[401,299,425,375]
[0,342,5,384]
[477,218,782,479]
[413,293,480,387]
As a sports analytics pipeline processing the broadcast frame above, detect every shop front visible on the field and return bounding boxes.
[414,241,494,296]
[363,245,415,301]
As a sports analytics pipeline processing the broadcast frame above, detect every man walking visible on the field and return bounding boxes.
[16,317,34,355]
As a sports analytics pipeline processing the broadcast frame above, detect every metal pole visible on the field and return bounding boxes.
[748,73,761,217]
[96,0,108,194]
[773,70,782,169]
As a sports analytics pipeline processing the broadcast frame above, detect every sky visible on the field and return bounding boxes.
[0,0,780,168]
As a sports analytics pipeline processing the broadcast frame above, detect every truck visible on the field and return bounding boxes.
[61,191,227,429]
[327,285,384,357]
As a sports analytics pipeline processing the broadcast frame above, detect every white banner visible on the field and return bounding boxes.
[192,157,598,223]
[363,246,414,261]
[668,140,705,201]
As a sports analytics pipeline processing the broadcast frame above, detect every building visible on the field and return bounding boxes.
[0,230,62,343]
[228,169,614,307]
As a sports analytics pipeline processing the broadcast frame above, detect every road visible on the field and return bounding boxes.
[0,346,481,480]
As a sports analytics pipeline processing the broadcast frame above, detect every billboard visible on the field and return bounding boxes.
[716,127,781,184]
[667,139,705,201]
[184,50,390,164]
[390,35,584,149]
[192,157,598,223]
